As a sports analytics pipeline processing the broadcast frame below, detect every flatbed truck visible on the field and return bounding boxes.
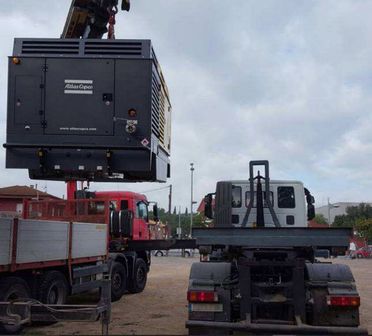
[0,193,176,333]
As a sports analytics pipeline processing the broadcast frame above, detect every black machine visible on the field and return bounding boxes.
[5,38,171,182]
[5,0,171,183]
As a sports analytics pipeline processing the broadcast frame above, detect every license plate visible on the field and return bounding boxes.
[190,303,223,312]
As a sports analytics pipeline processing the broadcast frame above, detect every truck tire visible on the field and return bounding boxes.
[0,276,30,335]
[111,262,127,302]
[128,258,147,294]
[38,271,69,304]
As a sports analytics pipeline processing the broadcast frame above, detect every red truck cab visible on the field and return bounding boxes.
[94,191,151,240]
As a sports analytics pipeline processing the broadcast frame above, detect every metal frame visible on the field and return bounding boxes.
[192,227,352,250]
[242,160,280,227]
[186,320,368,335]
[0,271,111,335]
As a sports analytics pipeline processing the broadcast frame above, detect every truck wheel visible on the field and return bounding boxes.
[184,250,191,257]
[155,250,164,257]
[128,258,147,294]
[111,262,127,302]
[38,271,69,304]
[0,276,30,335]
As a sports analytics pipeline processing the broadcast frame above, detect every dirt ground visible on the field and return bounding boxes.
[26,256,371,335]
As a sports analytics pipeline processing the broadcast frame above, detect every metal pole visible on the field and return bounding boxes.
[178,205,181,239]
[168,184,172,214]
[327,197,331,225]
[190,163,194,238]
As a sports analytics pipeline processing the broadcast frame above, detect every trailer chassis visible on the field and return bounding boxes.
[186,319,368,335]
[187,227,368,336]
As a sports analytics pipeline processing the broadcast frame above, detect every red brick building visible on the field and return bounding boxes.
[0,185,60,217]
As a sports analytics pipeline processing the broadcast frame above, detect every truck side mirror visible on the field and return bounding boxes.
[307,204,315,221]
[204,194,214,219]
[153,204,159,222]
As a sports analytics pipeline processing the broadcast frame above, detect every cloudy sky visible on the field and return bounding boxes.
[0,0,372,210]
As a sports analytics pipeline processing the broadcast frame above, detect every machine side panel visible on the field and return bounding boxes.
[7,57,45,137]
[44,58,115,136]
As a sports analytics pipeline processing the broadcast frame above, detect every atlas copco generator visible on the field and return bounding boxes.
[5,38,171,182]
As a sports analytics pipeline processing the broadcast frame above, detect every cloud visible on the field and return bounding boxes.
[0,1,371,210]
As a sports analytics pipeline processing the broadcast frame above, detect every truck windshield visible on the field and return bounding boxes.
[245,191,274,208]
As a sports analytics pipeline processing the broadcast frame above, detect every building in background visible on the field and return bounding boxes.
[0,185,59,217]
[316,202,372,225]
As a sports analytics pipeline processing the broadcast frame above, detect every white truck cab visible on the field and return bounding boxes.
[229,180,307,227]
[204,161,315,229]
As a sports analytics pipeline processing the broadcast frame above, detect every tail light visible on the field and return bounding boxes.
[187,290,218,303]
[327,296,360,307]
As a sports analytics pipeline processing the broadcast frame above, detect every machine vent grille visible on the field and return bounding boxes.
[151,76,160,139]
[158,89,166,146]
[84,41,143,56]
[21,40,80,55]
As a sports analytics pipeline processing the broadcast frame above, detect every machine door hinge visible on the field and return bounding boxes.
[42,65,48,72]
[41,120,47,128]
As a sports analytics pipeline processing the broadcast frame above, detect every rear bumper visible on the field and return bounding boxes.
[186,320,368,335]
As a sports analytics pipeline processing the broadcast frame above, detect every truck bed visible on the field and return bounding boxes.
[192,227,352,249]
[0,218,107,272]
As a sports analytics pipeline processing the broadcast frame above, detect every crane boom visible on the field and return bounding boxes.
[62,0,130,39]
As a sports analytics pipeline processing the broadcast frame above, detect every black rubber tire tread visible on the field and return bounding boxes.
[38,271,69,305]
[184,251,191,257]
[111,262,127,302]
[0,276,30,335]
[127,258,147,294]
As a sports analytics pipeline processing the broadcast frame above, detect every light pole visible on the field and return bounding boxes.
[177,206,181,239]
[327,197,339,225]
[190,163,195,238]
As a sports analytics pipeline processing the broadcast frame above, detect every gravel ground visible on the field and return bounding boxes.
[26,256,371,335]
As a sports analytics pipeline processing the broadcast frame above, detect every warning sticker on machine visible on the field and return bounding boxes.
[64,79,93,95]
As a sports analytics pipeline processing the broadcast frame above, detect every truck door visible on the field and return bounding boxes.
[135,201,149,240]
[276,186,298,226]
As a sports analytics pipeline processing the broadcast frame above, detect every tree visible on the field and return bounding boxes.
[354,218,372,242]
[313,214,328,225]
[332,214,354,228]
[332,203,372,230]
[173,206,177,215]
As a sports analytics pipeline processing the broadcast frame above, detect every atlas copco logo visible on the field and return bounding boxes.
[64,79,93,95]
